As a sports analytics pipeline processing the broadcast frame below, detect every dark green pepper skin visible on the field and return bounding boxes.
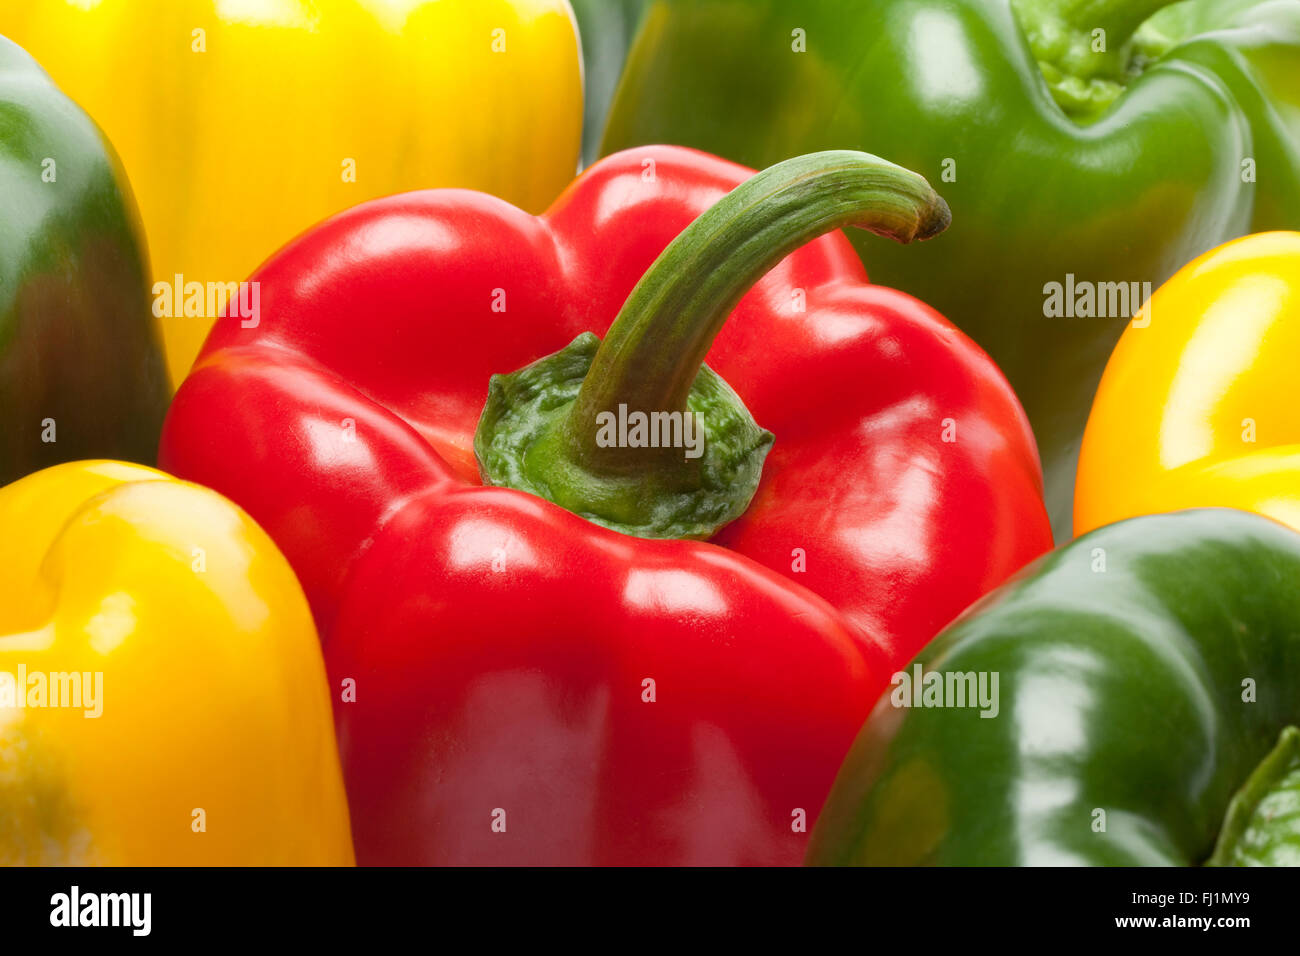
[0,36,167,485]
[600,0,1300,537]
[807,509,1300,866]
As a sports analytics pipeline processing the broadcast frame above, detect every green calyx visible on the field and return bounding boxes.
[1012,0,1185,121]
[1209,726,1300,867]
[477,332,773,539]
[474,150,951,540]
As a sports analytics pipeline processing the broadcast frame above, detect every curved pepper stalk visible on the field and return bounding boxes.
[475,151,951,539]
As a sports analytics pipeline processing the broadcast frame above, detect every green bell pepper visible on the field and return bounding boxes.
[807,508,1300,866]
[600,0,1300,537]
[0,36,167,485]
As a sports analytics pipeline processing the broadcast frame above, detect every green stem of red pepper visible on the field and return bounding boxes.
[568,150,950,472]
[475,151,949,540]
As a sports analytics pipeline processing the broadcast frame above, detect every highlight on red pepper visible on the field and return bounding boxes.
[157,146,1050,865]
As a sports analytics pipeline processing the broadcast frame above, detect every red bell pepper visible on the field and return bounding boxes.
[159,147,1050,865]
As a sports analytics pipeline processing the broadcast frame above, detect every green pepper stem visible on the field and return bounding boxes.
[1208,726,1300,866]
[562,150,949,474]
[1027,0,1184,45]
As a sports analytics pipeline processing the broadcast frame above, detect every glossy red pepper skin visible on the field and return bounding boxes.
[159,146,1050,865]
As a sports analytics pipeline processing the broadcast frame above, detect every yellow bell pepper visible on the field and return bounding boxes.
[1075,232,1300,536]
[0,461,353,865]
[2,0,583,386]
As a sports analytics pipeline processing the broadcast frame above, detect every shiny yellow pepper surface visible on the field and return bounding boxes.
[0,462,353,865]
[3,0,583,386]
[1076,232,1300,536]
